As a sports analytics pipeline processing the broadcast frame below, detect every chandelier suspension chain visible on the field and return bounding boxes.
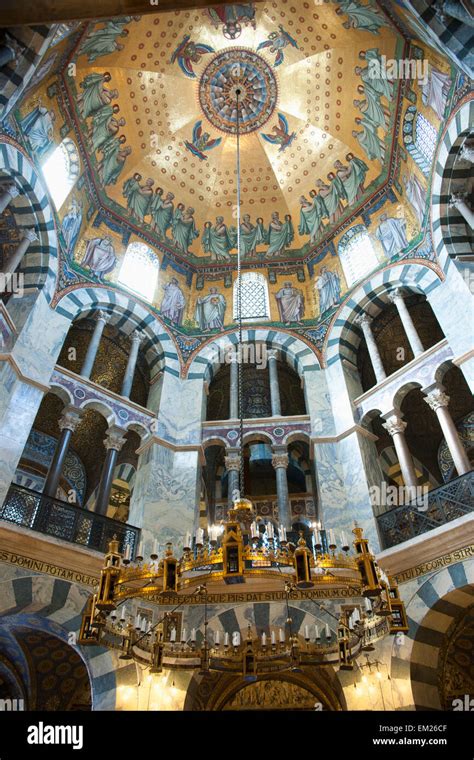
[235,88,245,499]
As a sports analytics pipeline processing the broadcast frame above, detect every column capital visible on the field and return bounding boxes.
[94,310,109,325]
[354,312,372,329]
[388,287,404,304]
[103,426,127,451]
[130,330,145,346]
[224,451,241,472]
[459,143,474,164]
[58,406,83,433]
[272,449,289,470]
[382,413,407,437]
[423,386,450,411]
[267,349,279,361]
[21,228,39,243]
[1,183,20,199]
[449,191,468,207]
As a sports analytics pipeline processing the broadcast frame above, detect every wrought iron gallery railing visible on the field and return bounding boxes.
[0,484,140,555]
[377,472,474,550]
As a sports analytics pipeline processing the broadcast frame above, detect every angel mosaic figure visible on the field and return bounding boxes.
[256,25,298,66]
[170,35,214,78]
[184,121,222,161]
[261,113,296,152]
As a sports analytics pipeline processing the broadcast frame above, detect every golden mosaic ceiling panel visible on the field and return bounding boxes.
[64,1,402,264]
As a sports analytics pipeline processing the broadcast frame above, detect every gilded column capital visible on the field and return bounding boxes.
[272,450,289,470]
[224,452,241,472]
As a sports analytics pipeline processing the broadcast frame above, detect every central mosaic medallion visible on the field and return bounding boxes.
[198,48,278,135]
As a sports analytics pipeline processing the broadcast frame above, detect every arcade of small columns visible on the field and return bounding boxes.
[353,291,471,490]
[41,312,145,515]
[39,297,470,533]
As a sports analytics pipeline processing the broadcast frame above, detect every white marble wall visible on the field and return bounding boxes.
[0,292,72,507]
[309,359,382,551]
[129,443,201,553]
[428,264,474,390]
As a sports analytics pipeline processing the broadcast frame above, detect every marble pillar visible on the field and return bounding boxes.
[0,291,72,507]
[129,374,206,554]
[272,447,291,529]
[121,331,143,398]
[0,183,20,214]
[229,348,238,420]
[224,448,241,507]
[1,228,38,275]
[95,426,127,516]
[355,313,386,384]
[423,384,471,476]
[268,350,282,416]
[382,412,419,490]
[389,288,424,357]
[43,406,83,499]
[80,311,108,379]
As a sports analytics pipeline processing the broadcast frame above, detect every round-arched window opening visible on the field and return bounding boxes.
[41,137,80,210]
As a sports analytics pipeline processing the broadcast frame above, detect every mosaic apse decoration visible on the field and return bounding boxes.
[198,48,278,135]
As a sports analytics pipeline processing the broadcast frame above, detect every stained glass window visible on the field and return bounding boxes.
[233,271,270,322]
[118,241,159,302]
[415,113,437,166]
[41,138,80,210]
[338,224,379,287]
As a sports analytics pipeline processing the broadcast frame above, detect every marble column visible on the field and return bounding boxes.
[382,412,419,491]
[272,447,291,529]
[1,228,38,275]
[121,330,144,398]
[423,385,471,477]
[450,192,474,229]
[80,311,108,379]
[224,448,241,507]
[268,350,282,416]
[0,183,20,214]
[389,288,424,357]
[355,313,386,384]
[43,406,83,499]
[229,348,238,420]
[95,426,127,516]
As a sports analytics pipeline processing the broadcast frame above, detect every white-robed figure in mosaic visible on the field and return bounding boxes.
[19,105,56,158]
[403,173,427,225]
[275,281,305,325]
[81,236,117,282]
[315,265,341,315]
[194,287,226,331]
[160,277,186,325]
[375,213,409,258]
[298,192,327,244]
[61,199,83,255]
[420,65,451,121]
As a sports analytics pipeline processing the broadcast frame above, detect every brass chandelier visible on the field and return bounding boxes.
[79,503,408,675]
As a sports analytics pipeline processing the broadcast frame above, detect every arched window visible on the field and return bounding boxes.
[403,106,437,176]
[118,241,159,302]
[338,224,379,287]
[233,271,270,322]
[41,137,80,210]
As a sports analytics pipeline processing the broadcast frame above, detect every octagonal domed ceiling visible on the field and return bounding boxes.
[62,1,404,268]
